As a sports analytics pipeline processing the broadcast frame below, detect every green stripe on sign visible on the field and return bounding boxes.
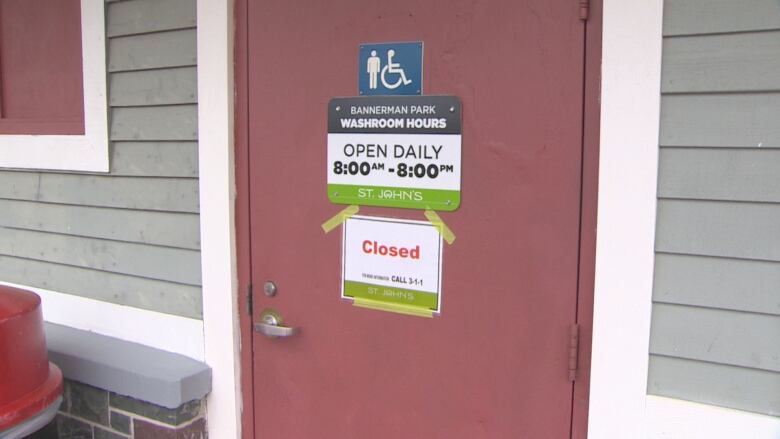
[328,184,460,211]
[344,281,438,311]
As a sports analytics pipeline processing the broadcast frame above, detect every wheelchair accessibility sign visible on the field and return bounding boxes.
[359,42,423,96]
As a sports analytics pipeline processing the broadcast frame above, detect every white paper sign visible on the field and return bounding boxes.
[341,215,443,313]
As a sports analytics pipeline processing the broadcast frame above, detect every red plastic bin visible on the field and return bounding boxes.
[0,285,62,438]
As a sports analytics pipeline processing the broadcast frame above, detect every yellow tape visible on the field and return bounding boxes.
[424,209,456,244]
[321,205,359,233]
[353,297,434,318]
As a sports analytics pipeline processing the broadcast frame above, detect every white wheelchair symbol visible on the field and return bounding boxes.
[367,49,412,90]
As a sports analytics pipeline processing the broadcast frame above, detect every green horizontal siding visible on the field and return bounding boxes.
[110,67,197,107]
[651,303,780,372]
[662,31,780,93]
[663,0,780,36]
[654,254,780,316]
[0,199,200,250]
[648,0,780,415]
[0,172,199,213]
[650,0,780,416]
[658,148,780,203]
[107,0,196,37]
[660,93,780,148]
[108,28,196,72]
[0,228,201,286]
[111,105,198,141]
[111,142,198,177]
[0,255,201,318]
[648,356,780,416]
[0,0,202,319]
[656,200,780,263]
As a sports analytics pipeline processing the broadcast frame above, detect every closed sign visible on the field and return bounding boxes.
[342,215,443,315]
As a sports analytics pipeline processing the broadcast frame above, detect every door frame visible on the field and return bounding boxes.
[232,1,603,437]
[586,1,664,437]
[197,0,242,438]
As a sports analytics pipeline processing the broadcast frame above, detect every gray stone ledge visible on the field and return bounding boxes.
[45,323,211,409]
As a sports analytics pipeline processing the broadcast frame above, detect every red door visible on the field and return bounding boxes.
[241,0,589,437]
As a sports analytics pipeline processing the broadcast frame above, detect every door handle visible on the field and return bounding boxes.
[254,309,299,338]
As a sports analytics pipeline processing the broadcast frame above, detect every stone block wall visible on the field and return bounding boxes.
[28,380,207,439]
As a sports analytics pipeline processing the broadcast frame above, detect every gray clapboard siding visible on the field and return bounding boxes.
[107,0,196,37]
[0,228,201,286]
[648,355,780,416]
[0,0,201,320]
[663,0,780,36]
[0,172,198,213]
[111,142,198,177]
[0,255,201,318]
[110,67,197,107]
[660,93,780,148]
[0,199,200,250]
[656,200,780,262]
[111,105,198,141]
[658,148,780,203]
[651,0,780,417]
[662,31,780,93]
[650,303,780,372]
[108,29,196,72]
[654,254,780,316]
[0,171,40,200]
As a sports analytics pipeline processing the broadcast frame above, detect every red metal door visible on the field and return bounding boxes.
[243,0,587,437]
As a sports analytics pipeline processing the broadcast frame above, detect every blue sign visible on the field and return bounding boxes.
[358,42,423,96]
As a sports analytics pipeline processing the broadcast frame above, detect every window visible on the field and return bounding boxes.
[0,0,84,134]
[0,0,108,172]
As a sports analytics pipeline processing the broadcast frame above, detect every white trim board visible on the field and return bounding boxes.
[0,282,204,361]
[587,0,664,437]
[587,2,780,437]
[646,396,780,439]
[197,0,241,438]
[0,0,109,172]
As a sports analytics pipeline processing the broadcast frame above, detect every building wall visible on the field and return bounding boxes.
[0,0,201,320]
[28,380,207,439]
[648,0,780,417]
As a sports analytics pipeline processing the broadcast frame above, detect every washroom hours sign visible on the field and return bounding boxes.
[327,95,462,211]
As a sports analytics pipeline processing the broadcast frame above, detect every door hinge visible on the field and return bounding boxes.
[579,0,589,21]
[568,323,580,382]
[247,283,254,316]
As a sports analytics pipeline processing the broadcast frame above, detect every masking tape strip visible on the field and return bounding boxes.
[424,209,456,244]
[321,205,360,233]
[353,297,434,318]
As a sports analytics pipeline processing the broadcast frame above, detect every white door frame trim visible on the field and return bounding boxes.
[587,0,664,437]
[197,0,241,438]
[590,2,780,438]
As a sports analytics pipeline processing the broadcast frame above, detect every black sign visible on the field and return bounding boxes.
[328,96,461,135]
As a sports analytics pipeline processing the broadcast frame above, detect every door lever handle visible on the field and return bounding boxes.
[254,309,299,338]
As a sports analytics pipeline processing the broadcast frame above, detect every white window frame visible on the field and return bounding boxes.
[0,0,108,172]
